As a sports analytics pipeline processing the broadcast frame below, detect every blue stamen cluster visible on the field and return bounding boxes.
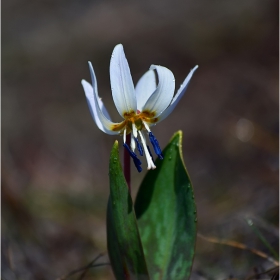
[123,143,142,172]
[149,132,164,160]
[134,137,144,156]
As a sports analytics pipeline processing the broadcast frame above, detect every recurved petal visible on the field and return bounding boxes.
[86,62,111,120]
[157,65,198,123]
[82,79,111,119]
[135,69,157,111]
[142,65,175,118]
[110,44,137,117]
[98,97,111,121]
[82,64,121,135]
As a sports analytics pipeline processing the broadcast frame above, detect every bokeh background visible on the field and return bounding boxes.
[2,0,279,279]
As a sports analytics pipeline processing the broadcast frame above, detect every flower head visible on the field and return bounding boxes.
[82,44,198,172]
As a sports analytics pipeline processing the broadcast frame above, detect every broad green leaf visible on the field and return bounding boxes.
[107,141,150,280]
[135,131,197,280]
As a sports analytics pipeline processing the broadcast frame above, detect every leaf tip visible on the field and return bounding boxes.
[110,140,120,162]
[170,130,183,146]
[112,140,119,151]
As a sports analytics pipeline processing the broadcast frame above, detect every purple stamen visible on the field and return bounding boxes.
[123,143,142,172]
[148,132,164,160]
[134,137,144,156]
[133,159,142,172]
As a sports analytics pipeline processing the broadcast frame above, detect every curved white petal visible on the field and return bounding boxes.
[135,69,156,111]
[98,97,111,121]
[157,65,198,123]
[142,65,175,117]
[110,44,137,117]
[82,80,111,120]
[82,80,119,135]
[82,63,121,135]
[85,63,111,120]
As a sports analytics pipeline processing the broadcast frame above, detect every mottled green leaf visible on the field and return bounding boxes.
[107,141,150,280]
[135,131,197,280]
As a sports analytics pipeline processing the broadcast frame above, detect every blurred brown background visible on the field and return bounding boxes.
[2,0,279,279]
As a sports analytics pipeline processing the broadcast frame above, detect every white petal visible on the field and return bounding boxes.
[81,80,111,120]
[157,65,198,123]
[87,62,111,117]
[142,65,175,117]
[110,44,137,117]
[82,63,121,135]
[82,80,118,135]
[135,69,156,111]
[98,98,111,121]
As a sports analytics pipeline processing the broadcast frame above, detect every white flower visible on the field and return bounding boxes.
[82,44,198,172]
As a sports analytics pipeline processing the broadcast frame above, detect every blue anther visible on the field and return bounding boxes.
[123,143,141,165]
[147,145,155,164]
[148,132,164,160]
[123,143,137,158]
[133,158,142,172]
[134,137,143,156]
[123,143,142,172]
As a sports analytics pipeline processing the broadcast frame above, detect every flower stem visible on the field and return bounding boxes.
[124,135,131,194]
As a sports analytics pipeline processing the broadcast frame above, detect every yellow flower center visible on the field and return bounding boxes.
[110,110,158,134]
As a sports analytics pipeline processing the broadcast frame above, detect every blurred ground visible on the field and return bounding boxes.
[2,0,279,279]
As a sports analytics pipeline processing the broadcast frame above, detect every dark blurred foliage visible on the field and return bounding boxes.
[2,0,279,279]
